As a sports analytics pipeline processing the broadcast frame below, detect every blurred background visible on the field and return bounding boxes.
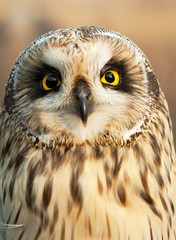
[0,0,175,146]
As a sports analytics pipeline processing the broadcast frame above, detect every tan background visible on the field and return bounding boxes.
[0,0,175,146]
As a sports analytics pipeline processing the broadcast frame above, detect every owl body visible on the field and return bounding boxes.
[0,27,175,240]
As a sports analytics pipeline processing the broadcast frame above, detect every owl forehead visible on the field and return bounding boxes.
[41,37,116,75]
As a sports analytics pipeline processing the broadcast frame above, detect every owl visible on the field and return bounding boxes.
[0,26,175,240]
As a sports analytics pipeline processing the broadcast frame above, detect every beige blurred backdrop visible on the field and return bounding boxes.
[0,0,176,145]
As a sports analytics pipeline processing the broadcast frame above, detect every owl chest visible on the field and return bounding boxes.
[7,146,175,240]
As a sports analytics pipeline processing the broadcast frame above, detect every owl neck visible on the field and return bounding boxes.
[3,105,153,149]
[19,121,147,150]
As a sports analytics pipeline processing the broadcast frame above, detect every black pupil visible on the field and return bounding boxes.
[46,75,58,88]
[105,72,115,83]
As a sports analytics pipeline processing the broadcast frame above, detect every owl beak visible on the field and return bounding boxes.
[79,95,88,127]
[75,83,90,127]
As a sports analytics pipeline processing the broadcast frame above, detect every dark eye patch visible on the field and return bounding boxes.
[100,57,140,94]
[15,62,62,101]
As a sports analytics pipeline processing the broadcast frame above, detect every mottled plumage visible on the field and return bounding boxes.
[0,26,175,240]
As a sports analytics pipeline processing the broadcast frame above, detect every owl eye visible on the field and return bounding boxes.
[41,73,61,90]
[101,70,120,86]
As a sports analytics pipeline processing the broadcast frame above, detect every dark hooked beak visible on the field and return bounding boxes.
[75,82,90,127]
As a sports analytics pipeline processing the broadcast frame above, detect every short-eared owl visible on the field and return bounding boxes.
[0,26,175,240]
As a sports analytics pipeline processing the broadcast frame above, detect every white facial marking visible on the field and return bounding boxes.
[42,47,69,71]
[88,41,113,70]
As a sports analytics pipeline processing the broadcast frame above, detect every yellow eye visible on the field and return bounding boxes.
[42,73,61,90]
[101,70,120,86]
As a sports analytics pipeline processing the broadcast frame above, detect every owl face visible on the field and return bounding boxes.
[4,27,158,144]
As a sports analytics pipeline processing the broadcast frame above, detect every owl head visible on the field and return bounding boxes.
[4,26,160,146]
